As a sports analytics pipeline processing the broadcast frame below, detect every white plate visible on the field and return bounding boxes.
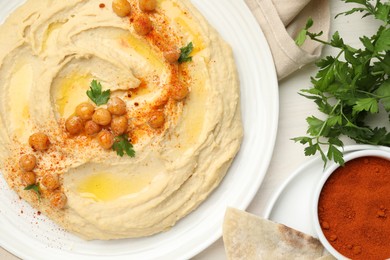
[264,145,390,237]
[0,0,279,259]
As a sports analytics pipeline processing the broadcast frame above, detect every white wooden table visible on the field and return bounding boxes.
[0,0,381,259]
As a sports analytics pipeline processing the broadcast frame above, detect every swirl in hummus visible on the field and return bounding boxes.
[0,0,242,240]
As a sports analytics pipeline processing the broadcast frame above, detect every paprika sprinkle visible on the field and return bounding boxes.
[318,156,390,259]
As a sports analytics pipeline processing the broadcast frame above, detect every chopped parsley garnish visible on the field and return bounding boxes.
[86,80,111,106]
[178,42,194,63]
[112,134,135,157]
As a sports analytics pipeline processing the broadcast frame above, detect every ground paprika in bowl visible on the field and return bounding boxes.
[312,149,390,260]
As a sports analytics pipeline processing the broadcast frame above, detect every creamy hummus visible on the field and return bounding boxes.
[0,0,242,240]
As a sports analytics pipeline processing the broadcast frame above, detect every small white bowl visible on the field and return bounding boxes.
[312,148,390,259]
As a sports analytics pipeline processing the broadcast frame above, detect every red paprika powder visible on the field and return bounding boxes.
[318,156,390,259]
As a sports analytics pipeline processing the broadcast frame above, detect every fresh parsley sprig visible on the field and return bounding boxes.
[24,183,41,201]
[112,134,135,157]
[178,42,194,63]
[293,0,390,166]
[86,80,111,106]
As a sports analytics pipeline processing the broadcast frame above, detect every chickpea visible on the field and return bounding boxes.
[21,171,36,186]
[170,83,189,101]
[139,0,157,12]
[75,102,95,120]
[92,108,112,126]
[164,49,180,63]
[112,0,131,17]
[97,130,115,149]
[133,14,153,36]
[84,120,102,135]
[50,192,67,209]
[29,132,50,151]
[111,116,128,135]
[148,110,165,129]
[41,173,60,191]
[65,116,84,135]
[19,154,37,172]
[107,97,127,116]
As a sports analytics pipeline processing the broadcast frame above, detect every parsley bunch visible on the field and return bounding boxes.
[293,0,390,166]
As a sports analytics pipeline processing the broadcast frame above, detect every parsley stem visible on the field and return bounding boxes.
[316,100,341,139]
[307,33,330,46]
[356,90,385,98]
[371,71,385,76]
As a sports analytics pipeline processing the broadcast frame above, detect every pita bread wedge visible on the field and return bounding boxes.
[223,208,335,260]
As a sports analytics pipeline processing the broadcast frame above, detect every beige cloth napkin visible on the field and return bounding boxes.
[245,0,330,80]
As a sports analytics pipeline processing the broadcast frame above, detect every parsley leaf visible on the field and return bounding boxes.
[86,80,110,106]
[375,79,390,111]
[293,0,390,166]
[178,42,194,63]
[295,17,323,47]
[112,134,135,157]
[375,27,390,52]
[353,98,379,114]
[24,183,41,200]
[295,18,314,46]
